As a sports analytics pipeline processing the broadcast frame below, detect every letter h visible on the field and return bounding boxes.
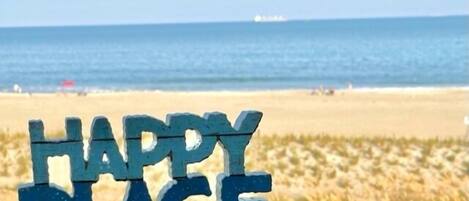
[29,118,86,184]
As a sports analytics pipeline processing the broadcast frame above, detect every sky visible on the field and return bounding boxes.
[1,0,468,27]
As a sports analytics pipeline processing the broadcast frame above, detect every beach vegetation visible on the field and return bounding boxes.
[0,131,468,201]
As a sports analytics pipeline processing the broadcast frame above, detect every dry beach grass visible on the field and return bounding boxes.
[0,132,468,201]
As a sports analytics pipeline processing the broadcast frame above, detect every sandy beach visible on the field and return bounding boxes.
[0,88,467,138]
[1,88,468,201]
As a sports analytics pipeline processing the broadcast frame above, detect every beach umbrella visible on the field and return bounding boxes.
[61,80,75,89]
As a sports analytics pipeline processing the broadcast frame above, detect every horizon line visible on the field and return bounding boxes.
[0,14,467,29]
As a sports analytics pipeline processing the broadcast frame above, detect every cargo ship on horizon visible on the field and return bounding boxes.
[253,15,288,22]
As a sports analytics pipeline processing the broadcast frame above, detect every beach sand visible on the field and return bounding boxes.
[1,88,469,201]
[0,88,467,138]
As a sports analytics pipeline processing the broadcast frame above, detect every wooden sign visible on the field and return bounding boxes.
[18,111,272,201]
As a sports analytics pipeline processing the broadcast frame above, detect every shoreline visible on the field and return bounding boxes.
[1,86,469,96]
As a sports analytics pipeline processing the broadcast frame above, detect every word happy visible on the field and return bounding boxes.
[18,111,272,201]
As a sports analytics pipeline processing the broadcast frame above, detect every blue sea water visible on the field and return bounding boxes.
[0,16,468,92]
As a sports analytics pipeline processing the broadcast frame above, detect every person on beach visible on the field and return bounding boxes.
[311,85,335,96]
[13,84,22,93]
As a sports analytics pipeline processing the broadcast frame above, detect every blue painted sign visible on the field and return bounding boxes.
[18,111,272,201]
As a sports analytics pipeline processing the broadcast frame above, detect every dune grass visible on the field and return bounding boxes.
[0,131,468,201]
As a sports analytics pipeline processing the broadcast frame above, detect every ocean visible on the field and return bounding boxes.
[0,16,468,92]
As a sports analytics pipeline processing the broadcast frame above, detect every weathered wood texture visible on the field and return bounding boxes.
[18,111,272,201]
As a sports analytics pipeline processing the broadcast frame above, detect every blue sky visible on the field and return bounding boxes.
[1,0,468,27]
